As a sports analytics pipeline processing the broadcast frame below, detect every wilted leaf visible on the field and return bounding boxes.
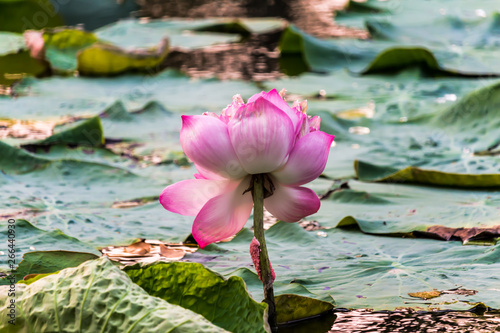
[159,243,186,259]
[408,290,443,300]
[125,240,151,255]
[102,241,195,265]
[424,226,500,243]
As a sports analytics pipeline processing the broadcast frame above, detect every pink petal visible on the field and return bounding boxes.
[248,89,301,130]
[181,115,247,179]
[247,91,266,103]
[272,131,334,186]
[159,179,235,216]
[192,176,253,248]
[194,163,226,180]
[264,183,320,222]
[24,30,45,60]
[228,97,295,174]
[222,94,244,119]
[309,116,321,131]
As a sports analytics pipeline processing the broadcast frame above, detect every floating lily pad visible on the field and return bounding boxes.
[0,142,196,248]
[191,222,500,311]
[2,71,259,120]
[0,250,98,284]
[95,18,242,50]
[0,219,100,272]
[314,180,500,234]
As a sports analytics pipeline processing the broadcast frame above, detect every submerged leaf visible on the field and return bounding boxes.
[275,294,334,324]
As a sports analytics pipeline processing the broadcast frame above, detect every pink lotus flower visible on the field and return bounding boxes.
[160,89,334,248]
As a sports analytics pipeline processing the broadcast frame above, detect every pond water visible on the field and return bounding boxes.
[280,309,500,333]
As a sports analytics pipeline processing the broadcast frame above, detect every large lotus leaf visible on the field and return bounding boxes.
[0,143,196,248]
[1,71,259,120]
[30,116,104,147]
[278,25,421,75]
[335,0,500,75]
[0,0,64,33]
[0,257,228,332]
[334,0,395,29]
[262,71,500,185]
[124,261,270,333]
[312,180,500,233]
[0,250,98,284]
[193,18,286,36]
[282,14,500,76]
[23,144,137,169]
[95,18,247,50]
[0,220,100,272]
[360,47,457,76]
[99,100,184,161]
[355,160,500,187]
[349,80,500,185]
[0,140,51,173]
[77,39,169,76]
[338,0,500,43]
[190,222,500,311]
[432,80,500,151]
[279,25,378,74]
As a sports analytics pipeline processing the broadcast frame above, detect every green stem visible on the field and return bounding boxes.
[252,174,277,331]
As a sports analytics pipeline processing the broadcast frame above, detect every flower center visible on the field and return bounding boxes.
[243,174,275,199]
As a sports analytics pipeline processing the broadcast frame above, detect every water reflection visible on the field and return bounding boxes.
[277,309,500,333]
[330,309,500,333]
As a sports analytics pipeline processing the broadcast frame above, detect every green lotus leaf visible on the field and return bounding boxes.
[42,28,98,72]
[274,294,334,324]
[0,257,228,332]
[30,116,104,147]
[0,250,98,284]
[355,160,500,187]
[77,39,169,76]
[193,222,500,311]
[124,261,270,333]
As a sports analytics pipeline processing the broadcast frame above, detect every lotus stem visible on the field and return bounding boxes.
[252,173,277,331]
